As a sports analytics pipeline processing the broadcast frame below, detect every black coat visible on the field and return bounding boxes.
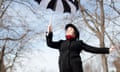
[46,32,109,72]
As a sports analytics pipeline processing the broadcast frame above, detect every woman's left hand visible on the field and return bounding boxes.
[109,45,115,53]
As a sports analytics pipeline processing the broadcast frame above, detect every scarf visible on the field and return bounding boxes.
[66,35,76,40]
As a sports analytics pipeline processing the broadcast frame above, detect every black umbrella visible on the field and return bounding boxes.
[34,0,79,13]
[34,0,80,28]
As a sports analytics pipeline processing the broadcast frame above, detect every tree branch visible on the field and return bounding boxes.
[0,32,27,41]
[79,1,97,33]
[0,0,13,18]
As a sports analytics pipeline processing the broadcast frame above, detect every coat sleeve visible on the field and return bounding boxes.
[46,32,62,49]
[80,40,109,54]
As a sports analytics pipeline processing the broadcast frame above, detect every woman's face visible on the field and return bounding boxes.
[66,27,75,37]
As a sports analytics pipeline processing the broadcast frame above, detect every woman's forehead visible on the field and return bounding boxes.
[67,27,74,30]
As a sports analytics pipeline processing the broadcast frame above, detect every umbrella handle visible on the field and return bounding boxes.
[48,10,54,32]
[49,9,54,24]
[49,16,52,25]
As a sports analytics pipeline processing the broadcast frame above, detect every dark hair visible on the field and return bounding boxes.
[65,24,79,40]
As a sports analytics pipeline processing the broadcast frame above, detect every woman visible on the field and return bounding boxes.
[46,24,114,72]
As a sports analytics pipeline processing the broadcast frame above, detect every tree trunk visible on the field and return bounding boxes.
[114,57,120,72]
[0,52,6,72]
[99,0,108,72]
[0,60,6,72]
[101,54,108,72]
[99,34,108,72]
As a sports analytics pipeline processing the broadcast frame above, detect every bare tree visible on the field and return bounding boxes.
[0,0,13,72]
[0,0,43,72]
[105,0,120,71]
[78,0,109,72]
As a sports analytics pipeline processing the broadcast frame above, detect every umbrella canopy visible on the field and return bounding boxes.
[34,0,79,13]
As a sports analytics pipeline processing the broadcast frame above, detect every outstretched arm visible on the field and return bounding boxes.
[81,41,110,54]
[46,24,62,49]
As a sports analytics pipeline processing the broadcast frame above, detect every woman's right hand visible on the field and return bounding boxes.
[48,24,52,33]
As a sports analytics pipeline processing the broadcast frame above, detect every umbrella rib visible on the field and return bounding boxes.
[47,0,58,11]
[69,0,79,10]
[34,0,41,4]
[62,0,71,13]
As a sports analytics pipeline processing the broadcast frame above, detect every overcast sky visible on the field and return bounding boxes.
[6,0,120,72]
